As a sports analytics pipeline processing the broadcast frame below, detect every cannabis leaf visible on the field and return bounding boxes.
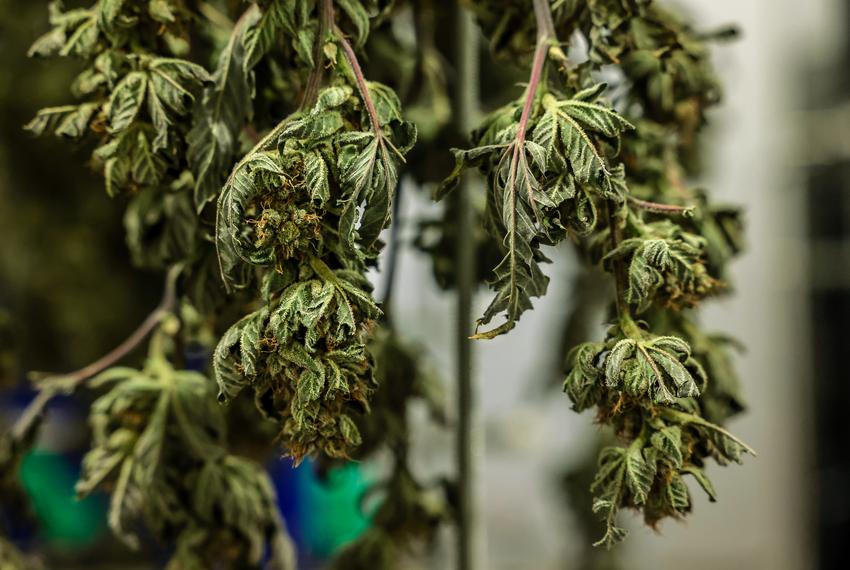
[24,103,100,139]
[336,83,416,253]
[604,221,716,312]
[107,56,210,150]
[603,335,700,404]
[270,258,381,348]
[440,85,632,338]
[532,90,633,195]
[194,456,295,568]
[29,3,98,58]
[213,257,379,462]
[216,150,285,287]
[590,446,630,548]
[77,359,226,548]
[188,7,260,211]
[563,341,606,412]
[75,356,295,566]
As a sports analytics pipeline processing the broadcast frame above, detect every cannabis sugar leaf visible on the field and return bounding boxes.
[213,258,380,462]
[107,56,210,150]
[603,335,702,404]
[604,221,718,312]
[189,6,260,211]
[439,83,632,338]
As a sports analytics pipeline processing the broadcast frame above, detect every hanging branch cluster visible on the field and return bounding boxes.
[210,0,415,462]
[444,0,751,547]
[78,324,295,569]
[22,0,417,565]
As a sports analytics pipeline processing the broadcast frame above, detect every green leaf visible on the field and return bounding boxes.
[648,345,699,398]
[215,150,285,288]
[435,144,505,200]
[25,103,99,138]
[625,441,655,505]
[130,128,164,185]
[666,472,691,512]
[338,132,405,252]
[214,312,262,402]
[604,339,636,388]
[559,99,635,139]
[304,150,330,205]
[282,110,344,141]
[683,466,717,502]
[336,0,370,48]
[564,342,605,411]
[604,223,713,312]
[661,408,756,464]
[242,2,282,72]
[470,141,550,339]
[650,426,683,468]
[146,58,210,150]
[108,71,147,132]
[97,0,127,32]
[314,85,352,112]
[59,14,98,57]
[590,447,629,548]
[338,414,361,446]
[189,8,259,211]
[148,0,177,23]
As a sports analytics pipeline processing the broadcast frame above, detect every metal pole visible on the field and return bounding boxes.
[455,6,482,570]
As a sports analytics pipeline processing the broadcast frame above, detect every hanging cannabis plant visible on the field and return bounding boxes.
[441,0,752,548]
[3,0,750,567]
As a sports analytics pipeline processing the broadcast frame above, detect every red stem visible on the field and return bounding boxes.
[533,0,558,43]
[515,38,549,146]
[335,26,384,139]
[12,266,180,440]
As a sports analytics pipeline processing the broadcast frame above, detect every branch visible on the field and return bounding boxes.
[605,203,637,335]
[532,0,567,64]
[334,25,384,140]
[516,0,562,145]
[627,195,695,216]
[10,265,181,441]
[533,0,557,43]
[471,1,557,340]
[515,37,549,148]
[302,0,335,109]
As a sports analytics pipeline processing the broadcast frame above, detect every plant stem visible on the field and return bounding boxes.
[455,7,483,570]
[533,0,558,44]
[627,195,694,216]
[516,0,558,150]
[606,202,637,335]
[302,0,334,109]
[11,265,181,442]
[334,26,384,139]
